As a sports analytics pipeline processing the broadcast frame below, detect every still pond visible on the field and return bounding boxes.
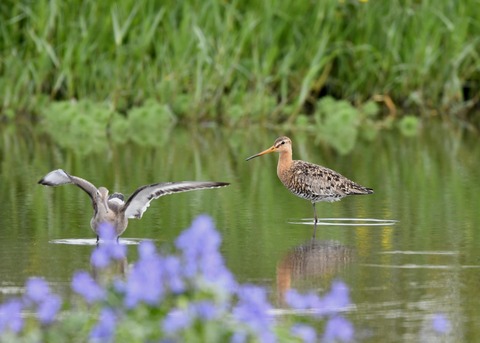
[0,121,479,342]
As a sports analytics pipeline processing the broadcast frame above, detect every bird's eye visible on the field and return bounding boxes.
[281,141,285,145]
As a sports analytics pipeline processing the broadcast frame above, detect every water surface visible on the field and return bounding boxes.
[1,122,479,342]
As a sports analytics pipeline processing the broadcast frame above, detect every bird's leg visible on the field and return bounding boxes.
[312,202,318,224]
[96,235,99,245]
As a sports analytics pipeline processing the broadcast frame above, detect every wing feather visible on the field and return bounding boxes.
[123,181,230,219]
[38,169,98,202]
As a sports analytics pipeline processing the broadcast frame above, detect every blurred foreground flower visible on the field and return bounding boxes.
[291,324,317,343]
[25,278,50,303]
[324,315,354,342]
[432,313,451,334]
[72,271,106,304]
[234,285,276,343]
[0,299,23,334]
[122,240,165,308]
[0,215,356,342]
[176,215,236,292]
[162,308,192,335]
[25,277,63,325]
[90,308,117,342]
[286,280,350,317]
[91,223,127,268]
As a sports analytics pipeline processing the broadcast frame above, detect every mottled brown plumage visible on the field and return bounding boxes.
[246,136,373,224]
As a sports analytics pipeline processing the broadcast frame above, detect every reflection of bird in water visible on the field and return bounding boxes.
[246,136,373,234]
[91,252,128,285]
[277,239,354,304]
[38,169,230,241]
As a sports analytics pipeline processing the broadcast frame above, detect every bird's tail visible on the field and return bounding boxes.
[347,182,374,195]
[353,186,374,195]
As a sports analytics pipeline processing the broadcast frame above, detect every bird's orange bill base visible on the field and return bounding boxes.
[245,146,276,161]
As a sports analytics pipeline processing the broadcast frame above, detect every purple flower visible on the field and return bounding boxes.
[123,241,164,308]
[231,332,247,343]
[175,215,236,291]
[432,313,451,334]
[322,281,350,314]
[91,224,127,268]
[162,308,191,334]
[291,324,317,343]
[71,271,106,304]
[0,299,23,334]
[97,223,117,241]
[108,244,126,260]
[285,289,322,310]
[113,279,126,294]
[24,277,62,325]
[175,215,220,276]
[91,248,111,268]
[25,277,51,304]
[176,215,220,250]
[192,301,218,320]
[200,251,236,290]
[287,281,350,318]
[162,256,185,293]
[233,285,275,343]
[91,244,126,268]
[90,308,117,341]
[37,294,62,324]
[323,315,354,342]
[139,240,157,259]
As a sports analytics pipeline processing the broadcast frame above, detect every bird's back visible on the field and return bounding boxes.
[278,160,373,202]
[89,194,128,237]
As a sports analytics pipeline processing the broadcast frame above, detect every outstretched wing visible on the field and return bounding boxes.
[123,181,230,219]
[38,169,98,205]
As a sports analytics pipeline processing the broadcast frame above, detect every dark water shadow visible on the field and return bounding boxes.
[276,239,355,306]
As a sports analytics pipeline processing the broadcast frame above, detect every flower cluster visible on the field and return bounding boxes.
[90,223,127,268]
[0,215,453,342]
[285,281,353,342]
[0,277,62,334]
[432,313,451,334]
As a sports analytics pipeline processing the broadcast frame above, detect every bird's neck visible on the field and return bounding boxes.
[276,150,293,178]
[96,202,110,216]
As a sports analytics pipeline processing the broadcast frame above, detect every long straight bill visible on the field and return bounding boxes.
[245,146,276,161]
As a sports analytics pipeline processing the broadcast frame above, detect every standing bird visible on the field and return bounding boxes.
[38,169,230,241]
[246,136,373,226]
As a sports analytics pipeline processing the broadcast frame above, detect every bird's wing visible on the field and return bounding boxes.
[123,181,230,219]
[38,169,98,201]
[290,161,348,198]
[292,161,370,197]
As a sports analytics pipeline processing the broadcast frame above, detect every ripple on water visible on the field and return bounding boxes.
[288,217,399,226]
[360,263,480,270]
[378,250,459,255]
[49,238,148,246]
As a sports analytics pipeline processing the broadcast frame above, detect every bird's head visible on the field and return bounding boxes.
[245,136,292,161]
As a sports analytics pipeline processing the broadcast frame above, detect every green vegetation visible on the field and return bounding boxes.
[1,0,479,128]
[39,97,392,155]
